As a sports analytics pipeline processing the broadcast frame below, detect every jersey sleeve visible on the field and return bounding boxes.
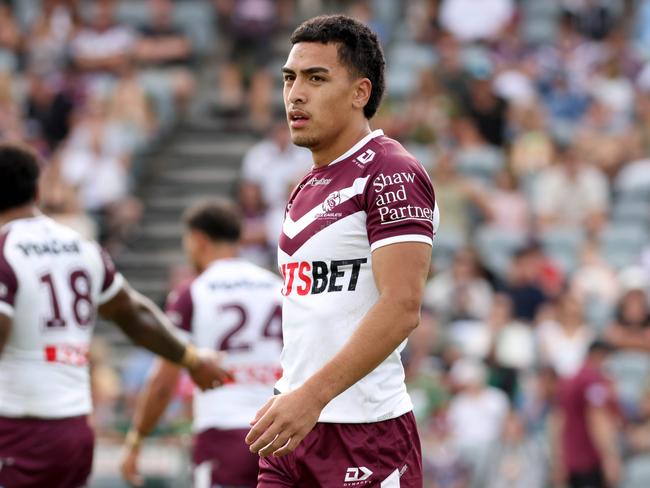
[97,247,125,305]
[0,234,18,317]
[165,283,194,335]
[364,155,438,252]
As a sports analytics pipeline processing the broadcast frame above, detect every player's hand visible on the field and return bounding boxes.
[187,349,233,391]
[245,385,325,458]
[119,445,143,487]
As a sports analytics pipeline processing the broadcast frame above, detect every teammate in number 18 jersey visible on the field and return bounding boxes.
[0,143,230,488]
[120,199,283,488]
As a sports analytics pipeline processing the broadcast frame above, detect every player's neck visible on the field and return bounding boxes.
[312,121,372,169]
[197,244,239,272]
[0,204,41,229]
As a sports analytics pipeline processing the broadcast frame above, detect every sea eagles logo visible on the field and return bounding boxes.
[322,191,341,212]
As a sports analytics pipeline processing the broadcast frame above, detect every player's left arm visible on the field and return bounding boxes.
[246,241,431,457]
[120,359,182,487]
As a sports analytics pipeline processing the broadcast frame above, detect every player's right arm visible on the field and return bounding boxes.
[120,358,182,487]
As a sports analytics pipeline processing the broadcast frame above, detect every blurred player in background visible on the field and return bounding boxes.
[245,15,438,487]
[120,199,283,488]
[0,143,231,488]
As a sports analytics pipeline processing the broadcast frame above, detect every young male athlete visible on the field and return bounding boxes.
[245,15,439,488]
[120,199,283,488]
[0,143,231,488]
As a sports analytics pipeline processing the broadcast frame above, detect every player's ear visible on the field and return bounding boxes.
[352,78,371,111]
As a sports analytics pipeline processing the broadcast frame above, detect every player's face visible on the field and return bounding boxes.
[282,42,359,151]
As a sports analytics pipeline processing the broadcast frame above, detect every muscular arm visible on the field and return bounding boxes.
[0,313,11,357]
[130,359,182,436]
[246,242,431,456]
[98,282,186,364]
[303,241,430,406]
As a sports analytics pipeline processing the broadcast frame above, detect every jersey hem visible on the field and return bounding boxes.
[370,234,433,252]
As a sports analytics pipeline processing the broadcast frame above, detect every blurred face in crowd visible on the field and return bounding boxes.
[621,290,649,326]
[149,0,173,26]
[282,42,369,154]
[94,1,115,30]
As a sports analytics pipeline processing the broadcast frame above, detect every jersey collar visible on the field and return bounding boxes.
[320,129,384,169]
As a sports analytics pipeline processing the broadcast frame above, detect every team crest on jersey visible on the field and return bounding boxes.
[322,191,341,212]
[353,148,376,166]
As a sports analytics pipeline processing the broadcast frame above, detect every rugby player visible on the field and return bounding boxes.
[120,199,283,488]
[0,143,231,488]
[245,15,439,487]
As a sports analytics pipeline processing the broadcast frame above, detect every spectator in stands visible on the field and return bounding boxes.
[478,411,547,488]
[537,294,594,378]
[0,72,24,142]
[462,74,508,147]
[235,179,272,267]
[59,95,142,249]
[604,288,650,351]
[25,73,77,152]
[501,245,549,322]
[136,0,196,108]
[25,0,81,77]
[552,340,621,488]
[240,117,311,249]
[424,248,494,323]
[447,358,510,473]
[0,2,20,73]
[466,169,531,234]
[439,0,515,43]
[533,143,609,235]
[215,0,278,130]
[70,0,136,79]
[421,409,471,488]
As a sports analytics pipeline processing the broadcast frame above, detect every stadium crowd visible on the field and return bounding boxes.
[2,0,650,487]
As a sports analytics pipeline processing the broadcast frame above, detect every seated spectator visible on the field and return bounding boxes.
[421,409,471,488]
[0,2,20,73]
[25,0,81,77]
[25,73,77,152]
[439,0,515,43]
[447,358,510,470]
[215,0,278,130]
[70,0,136,80]
[461,75,508,147]
[59,96,142,249]
[424,248,494,323]
[235,179,272,268]
[466,169,531,234]
[0,72,24,142]
[240,118,311,247]
[532,143,609,235]
[500,245,550,322]
[508,102,555,179]
[537,294,594,378]
[135,0,196,108]
[107,59,158,153]
[604,288,650,351]
[478,411,547,488]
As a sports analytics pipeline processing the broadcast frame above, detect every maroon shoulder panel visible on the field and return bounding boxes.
[363,137,436,246]
[165,281,194,333]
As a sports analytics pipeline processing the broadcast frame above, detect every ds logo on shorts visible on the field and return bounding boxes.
[345,466,373,483]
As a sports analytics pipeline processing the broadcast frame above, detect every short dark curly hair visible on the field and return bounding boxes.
[0,142,40,212]
[183,198,242,243]
[290,15,385,119]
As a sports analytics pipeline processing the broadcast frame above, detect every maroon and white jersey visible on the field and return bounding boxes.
[166,258,283,432]
[0,215,123,418]
[277,130,438,423]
